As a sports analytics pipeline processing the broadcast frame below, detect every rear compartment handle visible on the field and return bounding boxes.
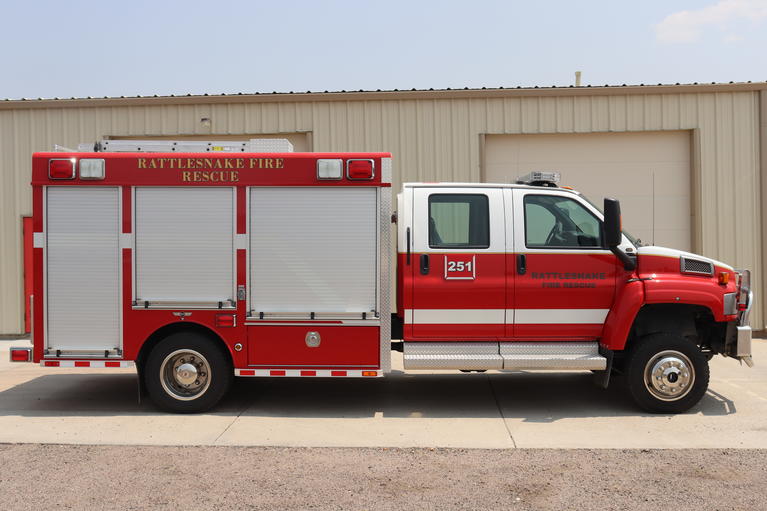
[516,254,526,275]
[420,254,430,275]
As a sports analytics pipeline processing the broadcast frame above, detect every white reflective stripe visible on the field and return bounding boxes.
[234,234,248,250]
[514,309,609,324]
[40,360,134,368]
[33,232,45,248]
[235,369,380,377]
[404,308,609,325]
[119,233,134,249]
[406,309,506,324]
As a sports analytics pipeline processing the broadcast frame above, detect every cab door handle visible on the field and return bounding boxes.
[420,254,430,275]
[516,254,526,275]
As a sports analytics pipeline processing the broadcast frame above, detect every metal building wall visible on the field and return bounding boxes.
[0,86,763,333]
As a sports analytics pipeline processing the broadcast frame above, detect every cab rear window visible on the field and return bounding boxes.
[428,194,490,249]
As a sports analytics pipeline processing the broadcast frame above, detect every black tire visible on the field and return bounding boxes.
[144,331,233,413]
[625,333,709,414]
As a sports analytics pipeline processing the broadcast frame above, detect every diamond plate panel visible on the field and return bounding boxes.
[404,354,503,370]
[404,342,500,355]
[502,355,606,371]
[403,342,502,370]
[499,342,600,356]
[379,187,392,373]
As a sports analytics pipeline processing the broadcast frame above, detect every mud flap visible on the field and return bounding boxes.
[136,362,146,404]
[594,346,614,389]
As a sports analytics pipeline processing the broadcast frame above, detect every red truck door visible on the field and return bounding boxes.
[510,188,617,340]
[409,186,507,339]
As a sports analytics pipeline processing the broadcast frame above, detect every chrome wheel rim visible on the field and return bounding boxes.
[159,349,211,401]
[643,350,694,402]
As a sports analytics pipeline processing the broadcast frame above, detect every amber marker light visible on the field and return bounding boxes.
[362,371,378,377]
[718,272,729,285]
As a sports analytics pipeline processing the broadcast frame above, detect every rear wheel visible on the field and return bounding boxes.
[625,333,709,414]
[144,332,233,413]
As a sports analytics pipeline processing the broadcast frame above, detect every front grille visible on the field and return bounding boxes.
[681,257,714,276]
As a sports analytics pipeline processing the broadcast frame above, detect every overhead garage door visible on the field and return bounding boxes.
[114,132,310,152]
[484,131,691,252]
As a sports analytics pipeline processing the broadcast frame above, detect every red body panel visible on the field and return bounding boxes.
[512,252,618,339]
[411,253,506,338]
[31,151,390,369]
[246,326,379,367]
[600,280,644,350]
[32,152,391,188]
[638,255,736,323]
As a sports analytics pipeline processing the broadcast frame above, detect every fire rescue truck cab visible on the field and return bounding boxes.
[13,141,754,414]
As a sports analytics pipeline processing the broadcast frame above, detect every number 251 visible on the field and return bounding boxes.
[447,261,472,272]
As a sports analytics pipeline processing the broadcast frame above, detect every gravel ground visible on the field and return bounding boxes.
[0,445,765,510]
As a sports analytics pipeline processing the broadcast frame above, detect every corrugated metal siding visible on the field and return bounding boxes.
[0,90,763,332]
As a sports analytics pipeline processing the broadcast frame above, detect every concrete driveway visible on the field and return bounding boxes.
[1,338,765,449]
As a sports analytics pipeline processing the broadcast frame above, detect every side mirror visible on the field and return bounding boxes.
[603,198,622,247]
[603,197,636,271]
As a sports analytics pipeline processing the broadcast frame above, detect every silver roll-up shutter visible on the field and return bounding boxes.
[250,187,377,316]
[135,187,235,306]
[46,187,120,352]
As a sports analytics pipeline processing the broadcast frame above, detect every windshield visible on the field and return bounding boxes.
[578,193,641,247]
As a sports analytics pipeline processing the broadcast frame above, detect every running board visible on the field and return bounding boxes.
[403,342,606,371]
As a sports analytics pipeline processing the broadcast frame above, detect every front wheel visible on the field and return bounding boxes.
[144,332,233,413]
[625,333,709,414]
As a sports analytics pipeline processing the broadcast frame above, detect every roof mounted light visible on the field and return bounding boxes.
[49,158,76,180]
[347,159,374,180]
[79,158,105,180]
[517,171,560,187]
[317,159,343,180]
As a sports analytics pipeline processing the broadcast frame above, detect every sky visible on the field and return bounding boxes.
[1,0,766,99]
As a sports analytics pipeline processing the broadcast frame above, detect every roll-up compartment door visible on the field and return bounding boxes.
[46,187,120,352]
[250,187,377,316]
[135,187,235,306]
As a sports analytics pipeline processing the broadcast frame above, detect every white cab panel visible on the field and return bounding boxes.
[46,187,120,352]
[250,187,377,316]
[135,187,235,305]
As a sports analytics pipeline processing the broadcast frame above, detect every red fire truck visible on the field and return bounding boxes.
[11,139,754,414]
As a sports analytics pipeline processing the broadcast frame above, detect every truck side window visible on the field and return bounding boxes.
[429,194,490,249]
[524,195,602,248]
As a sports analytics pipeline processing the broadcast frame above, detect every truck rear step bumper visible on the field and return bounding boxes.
[403,342,606,371]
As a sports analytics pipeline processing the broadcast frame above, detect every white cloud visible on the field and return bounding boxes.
[655,0,767,43]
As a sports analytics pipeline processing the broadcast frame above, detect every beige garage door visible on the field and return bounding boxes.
[485,131,691,252]
[114,132,311,152]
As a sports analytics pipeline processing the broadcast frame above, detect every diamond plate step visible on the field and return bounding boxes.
[403,342,606,371]
[403,342,502,370]
[500,342,605,370]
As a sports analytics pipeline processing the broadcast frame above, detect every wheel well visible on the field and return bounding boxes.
[624,303,715,354]
[136,322,232,374]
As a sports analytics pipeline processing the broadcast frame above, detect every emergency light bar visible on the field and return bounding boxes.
[517,171,561,186]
